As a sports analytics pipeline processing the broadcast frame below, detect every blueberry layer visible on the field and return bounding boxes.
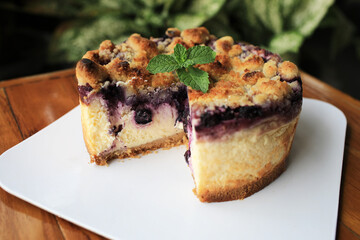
[79,82,188,126]
[99,83,125,117]
[125,85,187,110]
[193,90,302,140]
[78,83,93,104]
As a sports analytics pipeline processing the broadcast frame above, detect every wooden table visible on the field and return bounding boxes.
[0,69,359,239]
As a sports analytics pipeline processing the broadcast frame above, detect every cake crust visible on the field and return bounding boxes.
[90,132,187,165]
[76,27,300,108]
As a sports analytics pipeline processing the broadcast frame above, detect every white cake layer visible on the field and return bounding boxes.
[119,103,183,148]
[81,99,115,154]
[190,117,299,191]
[81,100,183,155]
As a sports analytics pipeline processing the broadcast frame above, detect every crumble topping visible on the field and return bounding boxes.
[76,27,301,107]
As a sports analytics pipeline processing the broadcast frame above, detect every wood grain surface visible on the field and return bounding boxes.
[0,69,359,239]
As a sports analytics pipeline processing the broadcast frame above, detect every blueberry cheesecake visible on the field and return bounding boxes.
[76,30,189,165]
[76,27,302,202]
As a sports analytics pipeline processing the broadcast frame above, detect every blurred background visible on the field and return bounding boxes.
[0,0,359,99]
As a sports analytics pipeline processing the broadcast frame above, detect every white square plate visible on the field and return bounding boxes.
[0,98,346,240]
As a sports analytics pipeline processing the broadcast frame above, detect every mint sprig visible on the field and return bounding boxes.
[146,44,216,93]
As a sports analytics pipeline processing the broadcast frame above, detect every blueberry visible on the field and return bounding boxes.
[184,150,191,165]
[222,107,234,120]
[200,112,220,127]
[235,106,262,119]
[135,108,152,124]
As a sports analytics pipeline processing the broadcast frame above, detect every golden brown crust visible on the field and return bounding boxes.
[165,28,181,37]
[215,36,234,53]
[91,132,187,165]
[165,37,188,54]
[76,27,300,106]
[195,156,288,202]
[180,27,210,46]
[278,61,299,80]
[263,59,278,78]
[76,57,109,88]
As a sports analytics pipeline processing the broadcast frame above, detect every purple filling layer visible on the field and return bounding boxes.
[79,83,188,128]
[193,88,302,140]
[99,83,125,117]
[78,83,93,104]
[124,85,187,112]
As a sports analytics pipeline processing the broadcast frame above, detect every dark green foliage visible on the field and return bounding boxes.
[3,0,355,64]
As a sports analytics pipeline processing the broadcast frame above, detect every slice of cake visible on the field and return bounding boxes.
[76,30,189,165]
[186,41,302,202]
[76,27,302,202]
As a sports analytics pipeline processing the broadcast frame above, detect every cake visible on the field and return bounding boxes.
[76,27,302,202]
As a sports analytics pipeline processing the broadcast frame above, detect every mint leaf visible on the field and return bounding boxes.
[147,55,180,74]
[184,45,217,66]
[173,44,187,65]
[147,44,215,93]
[176,66,210,93]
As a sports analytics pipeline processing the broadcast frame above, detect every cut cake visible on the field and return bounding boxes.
[76,27,302,202]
